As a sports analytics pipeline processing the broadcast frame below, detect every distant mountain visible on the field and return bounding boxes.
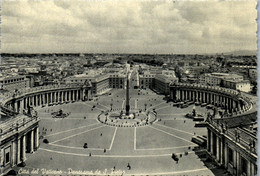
[223,50,257,56]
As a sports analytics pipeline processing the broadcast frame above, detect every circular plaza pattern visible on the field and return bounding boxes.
[21,89,214,175]
[98,108,157,127]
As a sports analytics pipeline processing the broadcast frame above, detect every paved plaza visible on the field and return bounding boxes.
[18,89,214,175]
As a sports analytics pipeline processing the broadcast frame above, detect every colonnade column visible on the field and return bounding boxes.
[217,95,220,106]
[58,92,60,102]
[81,90,84,100]
[207,129,211,152]
[62,92,64,102]
[227,97,229,110]
[35,127,39,149]
[220,138,223,165]
[210,131,214,155]
[236,151,240,175]
[251,163,255,176]
[216,136,220,161]
[42,94,45,105]
[14,102,18,112]
[224,144,228,167]
[46,93,48,104]
[20,100,24,112]
[30,130,34,153]
[224,96,227,108]
[68,91,71,101]
[247,161,251,176]
[21,135,26,162]
[82,89,85,100]
[231,100,234,112]
[12,141,16,166]
[17,137,21,164]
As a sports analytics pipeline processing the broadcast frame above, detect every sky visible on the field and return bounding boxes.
[1,0,257,54]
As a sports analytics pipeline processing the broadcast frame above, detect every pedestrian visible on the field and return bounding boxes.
[100,133,102,136]
[127,163,131,170]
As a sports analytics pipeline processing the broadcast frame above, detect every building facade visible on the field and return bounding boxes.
[203,73,243,86]
[0,114,39,175]
[0,76,30,91]
[139,71,155,89]
[222,80,252,93]
[109,74,126,89]
[207,117,257,176]
[64,73,110,95]
[154,70,178,95]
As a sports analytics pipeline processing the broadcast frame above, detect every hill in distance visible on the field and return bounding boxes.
[223,50,257,56]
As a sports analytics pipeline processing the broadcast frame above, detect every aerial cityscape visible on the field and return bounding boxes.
[0,1,257,176]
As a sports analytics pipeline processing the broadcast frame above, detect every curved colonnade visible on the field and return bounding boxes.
[0,84,92,174]
[169,83,254,117]
[169,83,257,176]
[1,84,92,114]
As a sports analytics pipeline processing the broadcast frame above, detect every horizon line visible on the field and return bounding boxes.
[1,51,257,56]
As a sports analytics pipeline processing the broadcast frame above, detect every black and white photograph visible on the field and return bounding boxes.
[0,0,258,175]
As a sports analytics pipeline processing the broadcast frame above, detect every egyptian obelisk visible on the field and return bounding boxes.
[125,73,130,115]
